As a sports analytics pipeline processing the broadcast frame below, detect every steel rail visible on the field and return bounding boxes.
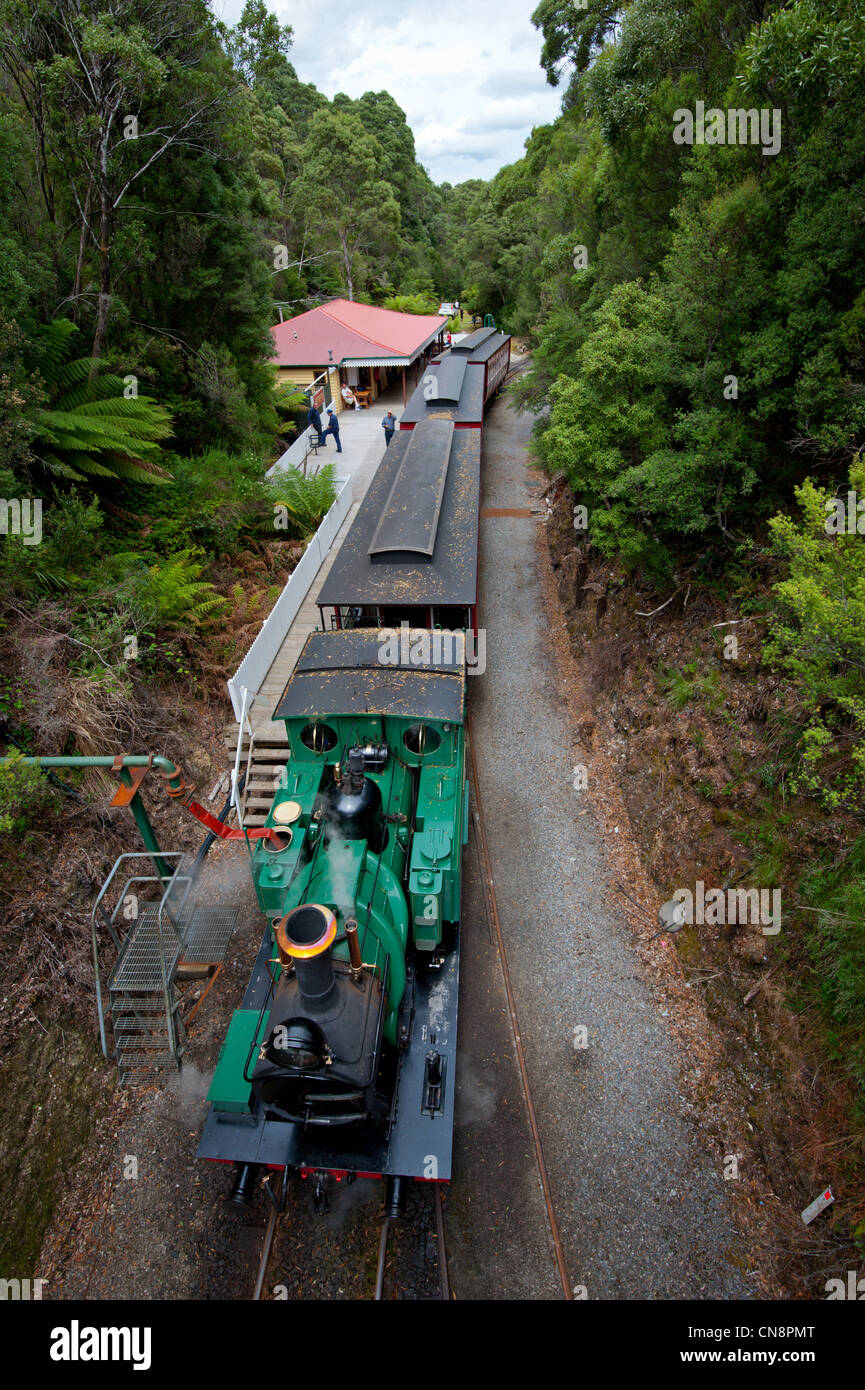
[252,1202,280,1301]
[434,1183,450,1301]
[373,1182,450,1301]
[373,1218,390,1300]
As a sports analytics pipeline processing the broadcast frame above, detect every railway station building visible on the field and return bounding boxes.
[271,298,449,415]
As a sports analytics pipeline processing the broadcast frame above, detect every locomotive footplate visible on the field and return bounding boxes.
[196,924,460,1182]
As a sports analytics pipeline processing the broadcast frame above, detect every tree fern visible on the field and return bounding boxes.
[24,320,174,485]
[269,464,336,536]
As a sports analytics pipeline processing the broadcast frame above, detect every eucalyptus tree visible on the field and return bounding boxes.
[0,0,241,360]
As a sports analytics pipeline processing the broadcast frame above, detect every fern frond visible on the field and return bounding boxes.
[24,320,173,485]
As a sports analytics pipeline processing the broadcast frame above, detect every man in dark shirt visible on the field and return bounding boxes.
[307,403,323,440]
[382,411,396,447]
[322,408,342,452]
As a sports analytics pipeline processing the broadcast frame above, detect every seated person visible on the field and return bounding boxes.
[341,383,360,410]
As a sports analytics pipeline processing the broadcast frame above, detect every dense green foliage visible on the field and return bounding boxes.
[0,0,453,466]
[436,0,865,815]
[0,748,60,833]
[25,321,173,485]
[766,458,865,810]
[0,0,447,658]
[441,2,862,559]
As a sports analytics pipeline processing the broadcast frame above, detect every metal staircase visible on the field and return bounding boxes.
[92,852,239,1085]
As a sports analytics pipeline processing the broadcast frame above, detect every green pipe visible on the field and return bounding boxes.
[3,753,184,790]
[362,855,409,1044]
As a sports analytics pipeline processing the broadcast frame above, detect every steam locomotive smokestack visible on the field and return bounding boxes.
[276,904,338,1011]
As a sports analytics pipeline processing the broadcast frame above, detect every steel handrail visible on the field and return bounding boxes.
[90,851,184,1061]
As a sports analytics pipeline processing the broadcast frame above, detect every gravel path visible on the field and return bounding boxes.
[466,395,750,1299]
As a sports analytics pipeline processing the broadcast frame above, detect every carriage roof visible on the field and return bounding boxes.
[317,419,481,609]
[273,629,466,723]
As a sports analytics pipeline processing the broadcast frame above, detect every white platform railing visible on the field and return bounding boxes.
[268,426,316,476]
[227,473,352,721]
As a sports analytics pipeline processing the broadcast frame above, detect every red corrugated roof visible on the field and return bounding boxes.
[271,299,448,367]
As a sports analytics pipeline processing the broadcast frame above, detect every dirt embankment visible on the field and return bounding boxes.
[538,473,863,1298]
[0,681,235,1281]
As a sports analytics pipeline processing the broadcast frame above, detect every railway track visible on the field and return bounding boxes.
[250,1173,450,1301]
[373,1181,450,1301]
[247,705,567,1302]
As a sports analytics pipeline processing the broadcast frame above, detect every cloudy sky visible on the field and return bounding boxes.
[212,0,564,184]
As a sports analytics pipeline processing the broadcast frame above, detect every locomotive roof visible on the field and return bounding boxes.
[318,420,481,607]
[273,629,466,723]
[399,359,485,426]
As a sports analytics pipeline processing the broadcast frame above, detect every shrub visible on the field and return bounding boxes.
[383,293,439,315]
[268,464,336,538]
[0,750,59,833]
[128,548,228,630]
[24,320,173,485]
[765,456,865,811]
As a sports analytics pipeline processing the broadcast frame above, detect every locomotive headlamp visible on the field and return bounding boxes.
[269,1018,326,1071]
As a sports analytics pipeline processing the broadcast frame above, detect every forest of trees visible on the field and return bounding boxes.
[0,2,862,1103]
[0,0,461,469]
[445,0,865,818]
[461,0,865,573]
[469,0,864,1131]
[0,0,475,714]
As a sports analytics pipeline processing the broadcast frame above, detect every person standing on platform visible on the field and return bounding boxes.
[382,411,396,447]
[307,402,323,441]
[322,408,342,452]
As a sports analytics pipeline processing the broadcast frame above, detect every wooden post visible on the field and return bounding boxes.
[402,366,406,407]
